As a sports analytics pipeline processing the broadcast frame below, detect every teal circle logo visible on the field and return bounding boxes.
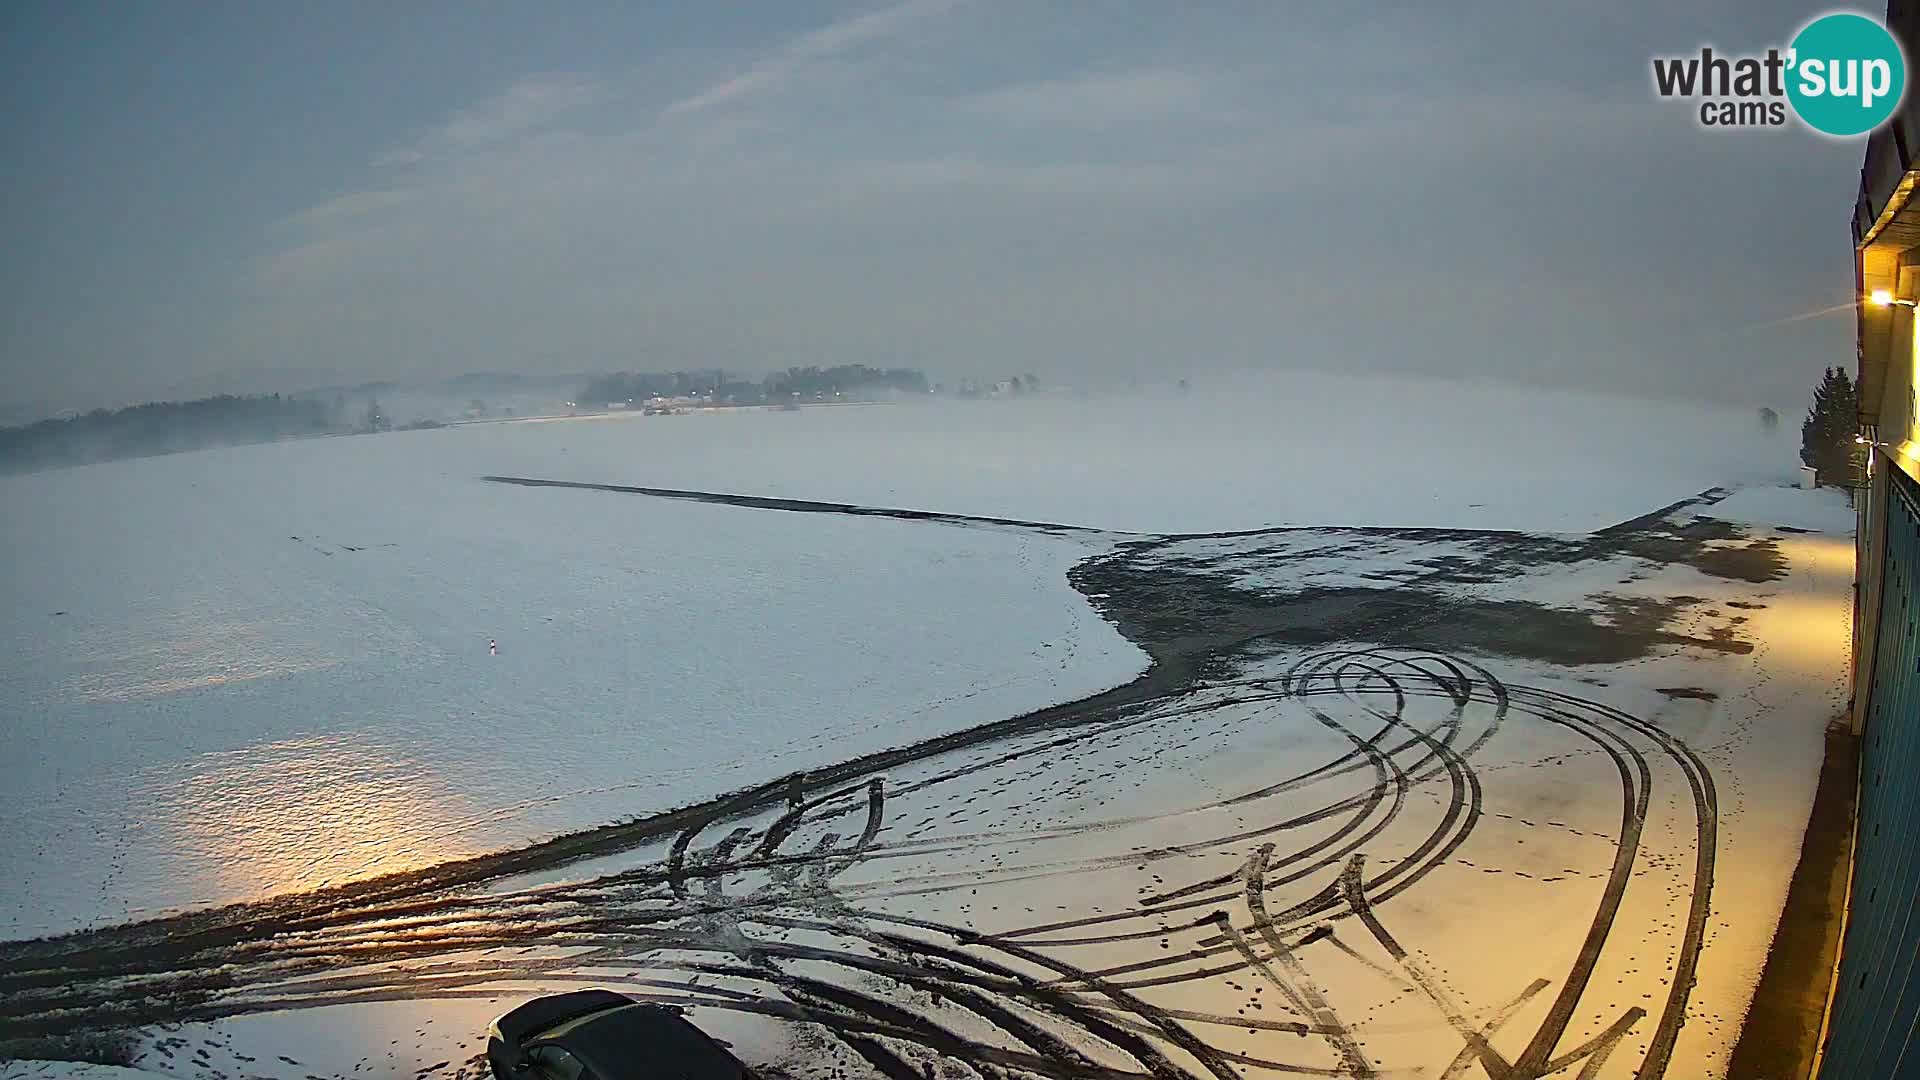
[1787,13,1906,136]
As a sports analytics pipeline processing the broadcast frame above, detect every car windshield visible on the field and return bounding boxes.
[529,1046,589,1080]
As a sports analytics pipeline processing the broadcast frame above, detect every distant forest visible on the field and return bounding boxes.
[0,394,341,474]
[583,365,930,405]
[0,365,941,474]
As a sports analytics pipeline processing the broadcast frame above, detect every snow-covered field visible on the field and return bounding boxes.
[0,425,1146,937]
[0,374,1852,1078]
[417,373,1792,535]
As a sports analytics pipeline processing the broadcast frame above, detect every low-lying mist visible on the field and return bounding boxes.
[419,370,1798,534]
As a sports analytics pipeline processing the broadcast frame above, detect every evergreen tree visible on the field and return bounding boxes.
[1800,367,1860,485]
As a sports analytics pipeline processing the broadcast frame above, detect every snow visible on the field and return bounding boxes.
[402,371,1794,534]
[1175,506,1857,1078]
[1702,482,1856,533]
[0,1066,162,1080]
[0,373,1851,1078]
[323,487,1840,1080]
[25,486,1847,1077]
[0,430,1145,937]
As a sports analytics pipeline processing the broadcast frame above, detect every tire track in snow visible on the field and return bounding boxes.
[1,652,1719,1080]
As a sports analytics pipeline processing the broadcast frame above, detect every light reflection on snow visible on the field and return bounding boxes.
[1770,534,1856,577]
[137,734,485,903]
[76,643,341,704]
[52,607,347,706]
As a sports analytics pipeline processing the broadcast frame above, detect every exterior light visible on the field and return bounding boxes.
[1871,288,1895,306]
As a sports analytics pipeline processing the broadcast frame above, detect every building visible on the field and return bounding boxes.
[1850,5,1920,716]
[1825,4,1920,1071]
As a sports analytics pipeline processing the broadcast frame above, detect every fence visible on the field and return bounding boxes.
[1821,454,1920,1077]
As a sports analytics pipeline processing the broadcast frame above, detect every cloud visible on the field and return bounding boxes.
[275,189,420,232]
[659,0,960,120]
[953,69,1228,129]
[219,2,1856,407]
[374,73,615,167]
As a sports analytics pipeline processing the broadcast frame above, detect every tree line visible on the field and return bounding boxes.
[0,394,342,474]
[581,365,930,406]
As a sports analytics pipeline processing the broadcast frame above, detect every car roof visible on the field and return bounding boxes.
[535,1003,745,1079]
[493,989,633,1046]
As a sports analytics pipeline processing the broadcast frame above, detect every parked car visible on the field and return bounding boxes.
[486,989,751,1079]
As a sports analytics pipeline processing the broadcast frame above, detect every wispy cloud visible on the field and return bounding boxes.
[375,73,614,167]
[275,188,420,232]
[954,69,1227,129]
[660,0,960,120]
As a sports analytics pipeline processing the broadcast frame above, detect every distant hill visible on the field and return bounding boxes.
[0,394,344,474]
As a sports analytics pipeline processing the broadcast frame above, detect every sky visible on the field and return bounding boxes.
[0,1,1873,415]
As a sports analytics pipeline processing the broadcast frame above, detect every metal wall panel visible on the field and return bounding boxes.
[1823,458,1920,1078]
